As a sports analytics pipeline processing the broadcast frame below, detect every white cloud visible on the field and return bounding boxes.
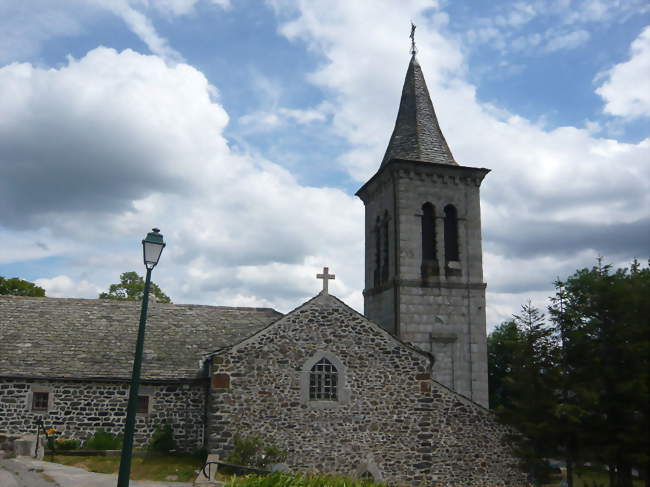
[239,105,330,132]
[543,29,590,52]
[596,26,650,119]
[150,0,231,16]
[0,0,235,65]
[35,275,101,299]
[0,47,364,311]
[0,2,85,63]
[95,0,184,63]
[463,0,647,58]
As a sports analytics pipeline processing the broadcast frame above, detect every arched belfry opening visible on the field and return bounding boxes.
[373,212,390,287]
[444,204,459,271]
[421,202,438,278]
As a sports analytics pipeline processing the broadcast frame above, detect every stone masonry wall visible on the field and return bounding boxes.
[0,378,205,451]
[359,161,490,408]
[207,293,526,487]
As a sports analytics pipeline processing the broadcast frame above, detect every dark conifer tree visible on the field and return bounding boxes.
[497,302,560,485]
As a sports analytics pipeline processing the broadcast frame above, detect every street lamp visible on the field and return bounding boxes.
[117,228,165,487]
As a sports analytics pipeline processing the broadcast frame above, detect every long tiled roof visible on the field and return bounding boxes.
[381,54,456,168]
[0,295,281,381]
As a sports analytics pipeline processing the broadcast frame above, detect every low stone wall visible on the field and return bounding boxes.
[0,378,206,451]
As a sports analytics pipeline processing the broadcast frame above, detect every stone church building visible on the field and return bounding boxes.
[0,53,526,486]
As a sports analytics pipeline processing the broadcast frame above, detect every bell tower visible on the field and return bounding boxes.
[356,51,490,407]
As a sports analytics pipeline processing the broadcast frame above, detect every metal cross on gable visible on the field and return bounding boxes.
[317,267,335,294]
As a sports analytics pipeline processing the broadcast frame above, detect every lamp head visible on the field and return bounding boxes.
[142,228,165,269]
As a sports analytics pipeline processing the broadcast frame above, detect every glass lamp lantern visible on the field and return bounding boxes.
[142,228,165,269]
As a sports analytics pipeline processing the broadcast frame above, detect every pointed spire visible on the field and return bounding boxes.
[380,52,456,168]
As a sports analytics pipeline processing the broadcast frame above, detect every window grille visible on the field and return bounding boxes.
[32,391,49,411]
[309,358,338,400]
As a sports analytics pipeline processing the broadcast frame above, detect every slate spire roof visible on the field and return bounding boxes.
[380,54,456,168]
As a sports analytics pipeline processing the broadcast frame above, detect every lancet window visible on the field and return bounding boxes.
[444,204,459,262]
[309,357,338,401]
[374,212,390,286]
[421,202,438,277]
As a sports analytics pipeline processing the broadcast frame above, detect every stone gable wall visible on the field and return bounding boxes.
[207,295,526,486]
[0,378,205,451]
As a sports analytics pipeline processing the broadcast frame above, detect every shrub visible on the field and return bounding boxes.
[84,429,123,450]
[54,437,81,450]
[225,435,287,469]
[147,423,176,453]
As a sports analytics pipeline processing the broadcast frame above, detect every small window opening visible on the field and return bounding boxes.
[421,203,438,278]
[137,395,149,414]
[309,358,338,401]
[32,392,49,411]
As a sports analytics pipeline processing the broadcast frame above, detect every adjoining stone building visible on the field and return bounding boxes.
[0,51,527,485]
[0,295,280,451]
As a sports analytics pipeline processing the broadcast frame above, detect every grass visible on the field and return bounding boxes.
[45,456,645,487]
[542,467,645,487]
[44,456,386,485]
[45,453,208,482]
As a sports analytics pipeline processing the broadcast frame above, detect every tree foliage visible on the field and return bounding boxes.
[494,303,560,483]
[99,271,171,303]
[488,259,649,487]
[487,320,520,410]
[0,276,45,297]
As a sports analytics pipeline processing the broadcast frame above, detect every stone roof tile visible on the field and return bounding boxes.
[0,295,281,380]
[381,55,456,168]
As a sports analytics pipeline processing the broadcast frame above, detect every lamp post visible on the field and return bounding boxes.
[117,228,165,487]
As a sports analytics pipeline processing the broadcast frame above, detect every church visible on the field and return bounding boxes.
[0,50,527,486]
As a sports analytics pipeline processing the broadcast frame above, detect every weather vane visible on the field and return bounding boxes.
[410,22,417,55]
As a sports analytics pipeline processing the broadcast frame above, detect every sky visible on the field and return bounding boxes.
[0,0,648,330]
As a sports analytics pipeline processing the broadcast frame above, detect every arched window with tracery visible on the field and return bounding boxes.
[444,204,459,263]
[309,357,338,401]
[421,202,438,277]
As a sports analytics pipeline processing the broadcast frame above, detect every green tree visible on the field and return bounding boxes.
[487,320,521,410]
[491,259,650,487]
[99,271,171,303]
[0,276,45,297]
[496,302,560,485]
[549,260,650,487]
